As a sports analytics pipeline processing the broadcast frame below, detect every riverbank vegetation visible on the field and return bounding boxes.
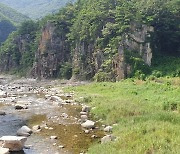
[65,77,180,153]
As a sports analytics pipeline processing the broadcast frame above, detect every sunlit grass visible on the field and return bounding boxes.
[65,78,180,153]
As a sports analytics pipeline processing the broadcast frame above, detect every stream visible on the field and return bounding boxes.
[0,75,103,154]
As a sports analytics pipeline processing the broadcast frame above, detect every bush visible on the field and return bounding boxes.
[94,72,112,82]
[134,70,146,80]
[59,62,72,79]
[152,70,163,78]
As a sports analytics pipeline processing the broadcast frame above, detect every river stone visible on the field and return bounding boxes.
[50,136,58,139]
[0,136,27,151]
[81,115,88,122]
[104,126,113,132]
[0,111,6,116]
[32,125,41,132]
[81,120,95,129]
[80,112,88,115]
[101,135,115,144]
[15,104,28,110]
[0,91,7,98]
[17,126,32,137]
[82,106,91,112]
[0,147,9,154]
[84,130,90,134]
[50,96,62,102]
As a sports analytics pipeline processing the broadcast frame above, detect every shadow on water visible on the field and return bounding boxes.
[11,151,25,154]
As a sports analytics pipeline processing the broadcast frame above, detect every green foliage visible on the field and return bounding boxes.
[151,55,180,77]
[58,62,72,79]
[94,72,112,82]
[18,20,39,36]
[124,50,151,77]
[66,78,180,153]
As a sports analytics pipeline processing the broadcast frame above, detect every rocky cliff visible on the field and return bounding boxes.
[31,22,70,79]
[0,20,153,81]
[71,22,154,81]
[113,23,154,80]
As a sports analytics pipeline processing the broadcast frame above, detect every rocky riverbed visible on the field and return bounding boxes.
[0,75,105,154]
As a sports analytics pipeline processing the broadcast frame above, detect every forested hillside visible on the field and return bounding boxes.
[0,0,76,19]
[0,0,179,80]
[0,3,28,44]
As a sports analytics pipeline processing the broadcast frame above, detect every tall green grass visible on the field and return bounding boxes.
[65,79,180,153]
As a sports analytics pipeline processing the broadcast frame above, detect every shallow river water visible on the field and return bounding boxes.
[0,75,103,154]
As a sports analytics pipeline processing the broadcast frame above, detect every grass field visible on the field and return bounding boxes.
[65,77,180,154]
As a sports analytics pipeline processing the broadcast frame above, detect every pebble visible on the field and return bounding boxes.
[50,136,58,140]
[59,145,64,148]
[84,130,90,134]
[104,126,113,132]
[0,111,6,116]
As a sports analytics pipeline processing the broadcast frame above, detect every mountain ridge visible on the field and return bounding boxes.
[0,2,29,44]
[0,0,76,19]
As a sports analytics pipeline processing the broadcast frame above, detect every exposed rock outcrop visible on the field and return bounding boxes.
[0,20,153,81]
[31,22,70,79]
[112,23,154,80]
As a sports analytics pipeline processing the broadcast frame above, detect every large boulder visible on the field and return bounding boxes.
[0,136,27,151]
[0,147,9,154]
[81,120,95,129]
[17,126,32,137]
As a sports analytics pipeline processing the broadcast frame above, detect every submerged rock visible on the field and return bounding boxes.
[0,136,27,151]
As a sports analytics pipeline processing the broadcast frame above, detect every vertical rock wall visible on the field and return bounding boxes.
[31,22,70,79]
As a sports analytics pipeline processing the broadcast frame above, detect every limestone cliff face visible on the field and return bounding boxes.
[0,21,153,81]
[72,23,154,81]
[113,23,154,80]
[72,42,100,80]
[31,22,70,79]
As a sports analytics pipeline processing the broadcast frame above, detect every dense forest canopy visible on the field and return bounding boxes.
[0,0,179,79]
